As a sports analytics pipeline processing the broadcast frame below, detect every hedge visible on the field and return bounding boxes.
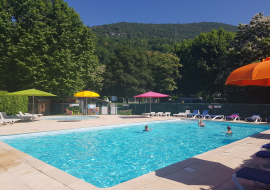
[0,91,28,115]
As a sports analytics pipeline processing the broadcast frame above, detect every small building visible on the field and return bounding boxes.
[75,97,109,115]
[28,97,52,115]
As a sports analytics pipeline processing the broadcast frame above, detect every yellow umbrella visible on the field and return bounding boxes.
[74,91,100,115]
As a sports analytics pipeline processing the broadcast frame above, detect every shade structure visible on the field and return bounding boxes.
[7,89,56,119]
[74,91,100,98]
[74,91,100,116]
[134,91,170,113]
[225,57,270,86]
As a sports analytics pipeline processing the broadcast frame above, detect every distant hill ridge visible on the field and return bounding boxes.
[91,22,238,41]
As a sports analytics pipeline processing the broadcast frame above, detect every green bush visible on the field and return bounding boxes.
[0,91,28,115]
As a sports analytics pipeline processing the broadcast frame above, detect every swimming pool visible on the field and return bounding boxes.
[43,116,99,120]
[0,120,268,188]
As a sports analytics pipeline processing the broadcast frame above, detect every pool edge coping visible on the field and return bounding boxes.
[0,116,270,189]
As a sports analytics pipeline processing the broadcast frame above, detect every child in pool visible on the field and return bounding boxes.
[198,120,205,127]
[143,125,152,132]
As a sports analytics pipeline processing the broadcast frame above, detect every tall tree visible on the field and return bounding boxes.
[102,45,154,98]
[173,28,235,97]
[0,0,99,97]
[217,13,270,103]
[146,51,182,93]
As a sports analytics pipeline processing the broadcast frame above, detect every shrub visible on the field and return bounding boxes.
[0,91,28,115]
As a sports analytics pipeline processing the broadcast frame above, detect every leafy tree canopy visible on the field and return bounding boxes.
[0,0,99,97]
[146,51,181,93]
[217,13,270,103]
[102,45,154,98]
[173,28,235,97]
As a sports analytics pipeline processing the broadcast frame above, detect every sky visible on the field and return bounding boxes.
[64,0,270,27]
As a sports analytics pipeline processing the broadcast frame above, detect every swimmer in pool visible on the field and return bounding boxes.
[198,120,205,127]
[221,126,233,134]
[143,125,152,132]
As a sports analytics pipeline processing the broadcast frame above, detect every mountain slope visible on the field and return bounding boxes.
[91,22,238,40]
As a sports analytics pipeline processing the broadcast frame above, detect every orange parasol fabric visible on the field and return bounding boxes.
[225,57,270,86]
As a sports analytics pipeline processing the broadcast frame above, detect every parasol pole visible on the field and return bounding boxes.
[150,97,151,113]
[32,95,34,121]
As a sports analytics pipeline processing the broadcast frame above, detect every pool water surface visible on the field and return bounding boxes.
[0,120,268,187]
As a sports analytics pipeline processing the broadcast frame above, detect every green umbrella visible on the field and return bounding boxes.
[7,89,56,119]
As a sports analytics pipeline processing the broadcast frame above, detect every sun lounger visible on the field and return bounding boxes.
[261,144,270,151]
[142,112,150,116]
[205,115,224,120]
[226,113,240,121]
[162,112,171,116]
[150,112,156,116]
[186,110,200,118]
[173,110,190,117]
[23,113,43,117]
[0,119,11,125]
[156,112,163,116]
[252,151,270,171]
[245,115,262,122]
[16,112,34,120]
[196,110,209,119]
[19,111,38,118]
[0,112,21,123]
[232,167,270,190]
[142,113,150,116]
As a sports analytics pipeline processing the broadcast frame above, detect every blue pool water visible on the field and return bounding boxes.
[43,116,99,120]
[0,120,268,187]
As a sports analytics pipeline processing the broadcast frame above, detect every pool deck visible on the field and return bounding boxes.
[0,115,269,190]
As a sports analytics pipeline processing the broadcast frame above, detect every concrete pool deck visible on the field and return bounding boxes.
[0,115,269,190]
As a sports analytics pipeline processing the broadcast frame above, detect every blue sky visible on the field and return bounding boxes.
[64,0,270,27]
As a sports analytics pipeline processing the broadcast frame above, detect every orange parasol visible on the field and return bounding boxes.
[225,57,270,86]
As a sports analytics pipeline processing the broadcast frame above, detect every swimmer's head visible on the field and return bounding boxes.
[145,125,148,129]
[227,126,231,130]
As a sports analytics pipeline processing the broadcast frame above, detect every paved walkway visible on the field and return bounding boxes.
[0,115,269,190]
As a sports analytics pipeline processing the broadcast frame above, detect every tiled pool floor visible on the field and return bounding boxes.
[0,115,269,190]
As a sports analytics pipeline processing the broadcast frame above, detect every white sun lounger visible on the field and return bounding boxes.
[0,119,11,125]
[156,112,163,116]
[16,112,34,120]
[142,113,151,116]
[162,112,171,116]
[150,112,156,116]
[0,112,21,123]
[19,111,38,118]
[205,115,224,120]
[23,112,43,117]
[173,110,190,117]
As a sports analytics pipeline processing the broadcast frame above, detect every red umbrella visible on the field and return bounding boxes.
[134,91,170,113]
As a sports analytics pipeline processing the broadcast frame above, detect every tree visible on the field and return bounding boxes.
[0,0,99,97]
[146,51,182,93]
[216,13,270,103]
[173,28,235,97]
[102,45,154,98]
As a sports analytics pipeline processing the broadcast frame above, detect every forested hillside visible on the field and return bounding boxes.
[91,22,238,40]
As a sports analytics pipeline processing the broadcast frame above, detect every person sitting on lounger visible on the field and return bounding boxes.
[143,125,152,132]
[221,126,232,134]
[198,120,205,127]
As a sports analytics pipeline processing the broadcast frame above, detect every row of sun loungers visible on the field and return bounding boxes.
[142,112,171,117]
[172,109,264,122]
[0,111,43,126]
[232,143,270,189]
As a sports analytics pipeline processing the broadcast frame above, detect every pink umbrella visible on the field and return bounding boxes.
[134,91,170,113]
